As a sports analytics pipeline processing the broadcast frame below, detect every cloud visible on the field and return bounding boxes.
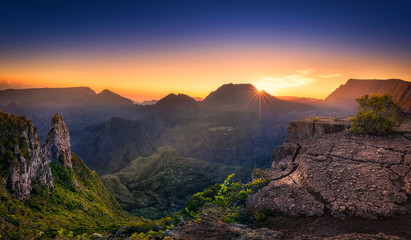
[259,75,315,89]
[319,73,342,78]
[0,80,36,90]
[253,70,315,92]
[296,69,315,75]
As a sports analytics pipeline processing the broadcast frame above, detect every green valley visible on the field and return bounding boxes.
[102,146,251,219]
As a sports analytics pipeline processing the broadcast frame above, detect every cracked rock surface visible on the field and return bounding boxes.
[170,217,405,240]
[170,217,284,240]
[248,118,411,220]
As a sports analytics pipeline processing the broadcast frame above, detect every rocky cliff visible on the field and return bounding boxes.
[42,113,72,167]
[0,112,129,238]
[0,112,74,199]
[247,117,411,238]
[0,111,53,199]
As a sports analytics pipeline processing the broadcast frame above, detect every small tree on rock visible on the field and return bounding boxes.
[349,93,401,135]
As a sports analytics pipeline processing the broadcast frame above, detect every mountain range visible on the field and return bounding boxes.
[0,78,410,239]
[0,87,133,107]
[0,78,409,219]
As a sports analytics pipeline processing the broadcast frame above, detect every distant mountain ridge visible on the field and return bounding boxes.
[325,79,411,113]
[277,96,323,104]
[0,87,133,107]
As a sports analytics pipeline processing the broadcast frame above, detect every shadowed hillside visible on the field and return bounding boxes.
[0,112,129,238]
[102,146,251,219]
[325,79,411,113]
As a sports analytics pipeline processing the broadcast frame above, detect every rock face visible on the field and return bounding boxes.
[170,217,284,240]
[43,114,72,167]
[297,233,404,240]
[0,112,74,199]
[286,117,350,141]
[249,118,411,220]
[170,217,404,240]
[0,112,53,199]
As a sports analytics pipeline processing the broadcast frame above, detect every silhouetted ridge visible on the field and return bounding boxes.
[0,87,133,107]
[325,79,411,112]
[95,89,134,105]
[203,83,257,106]
[202,83,296,113]
[151,94,201,124]
[156,93,197,107]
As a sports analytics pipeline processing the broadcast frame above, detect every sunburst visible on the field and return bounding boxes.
[242,86,279,121]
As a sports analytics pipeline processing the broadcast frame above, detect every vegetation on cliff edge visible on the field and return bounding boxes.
[349,93,402,135]
[0,153,135,239]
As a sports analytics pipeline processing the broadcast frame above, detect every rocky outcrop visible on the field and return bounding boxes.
[286,117,350,141]
[43,113,72,167]
[0,112,53,199]
[170,217,404,240]
[0,112,75,199]
[170,217,284,240]
[297,233,404,240]
[249,118,411,220]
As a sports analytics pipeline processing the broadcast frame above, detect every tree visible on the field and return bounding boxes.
[349,93,401,135]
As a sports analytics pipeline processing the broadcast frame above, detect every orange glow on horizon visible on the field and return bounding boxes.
[1,45,410,101]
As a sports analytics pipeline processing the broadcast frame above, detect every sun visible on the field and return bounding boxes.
[252,81,271,93]
[243,83,280,121]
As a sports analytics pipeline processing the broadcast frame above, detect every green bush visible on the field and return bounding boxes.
[349,93,401,135]
[182,169,270,224]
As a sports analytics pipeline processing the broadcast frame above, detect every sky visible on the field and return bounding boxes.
[1,0,410,101]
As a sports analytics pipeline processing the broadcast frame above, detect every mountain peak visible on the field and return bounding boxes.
[43,113,72,167]
[94,89,134,105]
[203,83,282,112]
[203,83,255,103]
[156,93,197,106]
[0,111,53,199]
[97,89,119,96]
[214,83,257,92]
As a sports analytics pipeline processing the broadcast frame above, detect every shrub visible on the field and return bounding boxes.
[182,169,270,224]
[308,116,320,122]
[349,93,401,135]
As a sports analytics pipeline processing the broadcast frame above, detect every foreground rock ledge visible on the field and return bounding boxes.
[169,218,405,240]
[248,118,411,221]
